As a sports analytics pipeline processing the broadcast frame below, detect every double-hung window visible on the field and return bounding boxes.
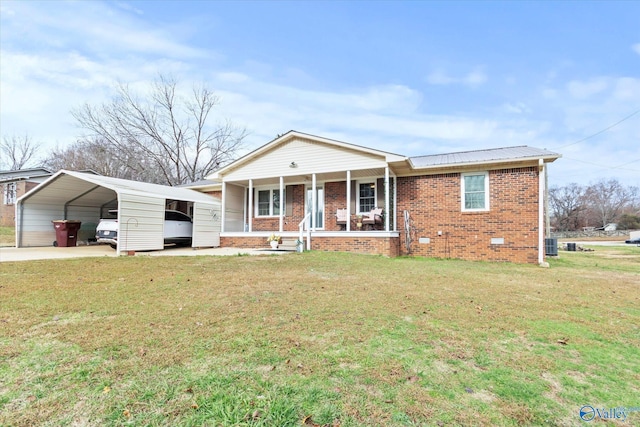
[461,172,489,211]
[256,188,284,216]
[358,182,376,213]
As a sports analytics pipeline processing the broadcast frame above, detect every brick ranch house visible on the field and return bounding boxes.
[188,131,561,264]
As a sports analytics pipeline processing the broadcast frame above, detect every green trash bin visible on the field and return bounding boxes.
[52,220,82,247]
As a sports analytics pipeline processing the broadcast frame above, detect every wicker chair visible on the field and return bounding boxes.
[361,208,383,230]
[335,208,348,230]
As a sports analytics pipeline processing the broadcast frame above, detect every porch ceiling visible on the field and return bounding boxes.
[227,167,394,187]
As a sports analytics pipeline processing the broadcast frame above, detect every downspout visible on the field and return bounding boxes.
[538,159,545,265]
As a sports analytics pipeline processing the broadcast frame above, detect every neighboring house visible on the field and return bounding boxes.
[194,131,561,264]
[0,168,53,226]
[596,223,617,231]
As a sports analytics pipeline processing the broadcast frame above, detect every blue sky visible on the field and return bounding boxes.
[1,0,639,187]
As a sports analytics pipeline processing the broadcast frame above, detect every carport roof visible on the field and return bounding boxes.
[18,170,220,206]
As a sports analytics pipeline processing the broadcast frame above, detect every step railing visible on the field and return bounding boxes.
[298,212,311,251]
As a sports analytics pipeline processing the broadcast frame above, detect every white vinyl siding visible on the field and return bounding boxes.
[117,194,165,251]
[224,183,244,232]
[461,172,489,212]
[192,202,221,247]
[223,138,388,181]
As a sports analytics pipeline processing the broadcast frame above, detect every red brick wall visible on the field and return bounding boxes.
[221,236,270,249]
[1,181,41,226]
[311,235,399,257]
[244,184,307,232]
[396,167,541,263]
[221,235,400,257]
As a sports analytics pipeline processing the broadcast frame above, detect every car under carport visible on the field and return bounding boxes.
[15,170,221,255]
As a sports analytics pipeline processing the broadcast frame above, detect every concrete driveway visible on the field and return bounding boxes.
[0,245,290,262]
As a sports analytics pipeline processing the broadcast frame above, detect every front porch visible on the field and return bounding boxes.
[220,230,400,257]
[218,169,400,256]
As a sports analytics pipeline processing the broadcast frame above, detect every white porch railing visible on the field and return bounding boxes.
[298,212,311,251]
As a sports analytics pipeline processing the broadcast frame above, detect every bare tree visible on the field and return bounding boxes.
[71,75,247,185]
[549,183,587,231]
[584,179,638,228]
[43,137,159,182]
[1,134,40,170]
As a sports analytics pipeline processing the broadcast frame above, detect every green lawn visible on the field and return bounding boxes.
[0,226,15,247]
[1,247,639,426]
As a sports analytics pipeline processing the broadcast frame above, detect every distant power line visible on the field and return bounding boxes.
[561,156,639,172]
[554,109,640,149]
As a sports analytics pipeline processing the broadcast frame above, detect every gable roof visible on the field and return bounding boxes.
[205,130,561,183]
[409,146,560,169]
[207,130,406,180]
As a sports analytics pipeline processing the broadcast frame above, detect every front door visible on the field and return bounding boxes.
[305,185,324,229]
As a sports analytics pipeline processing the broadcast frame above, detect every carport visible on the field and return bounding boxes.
[16,170,221,254]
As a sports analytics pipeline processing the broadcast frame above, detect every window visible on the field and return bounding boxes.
[3,183,17,205]
[358,182,376,213]
[461,172,489,211]
[256,188,285,216]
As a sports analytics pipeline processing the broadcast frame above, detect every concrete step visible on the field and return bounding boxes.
[278,238,300,251]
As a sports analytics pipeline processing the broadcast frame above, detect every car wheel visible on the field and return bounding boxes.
[109,244,117,250]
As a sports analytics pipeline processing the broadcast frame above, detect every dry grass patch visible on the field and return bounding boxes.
[1,248,639,426]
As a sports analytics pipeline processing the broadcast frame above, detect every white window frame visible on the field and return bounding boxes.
[461,172,490,212]
[356,180,377,214]
[3,182,17,205]
[254,187,284,217]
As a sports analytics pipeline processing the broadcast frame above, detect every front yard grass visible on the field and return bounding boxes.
[0,226,15,247]
[1,247,639,426]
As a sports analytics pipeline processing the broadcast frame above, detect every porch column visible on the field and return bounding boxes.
[221,181,226,233]
[392,171,398,232]
[346,170,351,232]
[312,173,317,231]
[248,179,253,232]
[279,176,284,233]
[384,167,390,232]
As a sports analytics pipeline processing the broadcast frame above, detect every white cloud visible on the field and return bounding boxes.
[503,102,532,114]
[426,67,487,87]
[633,43,640,55]
[567,78,609,99]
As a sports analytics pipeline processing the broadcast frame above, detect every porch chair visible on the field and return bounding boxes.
[362,208,383,230]
[335,208,348,230]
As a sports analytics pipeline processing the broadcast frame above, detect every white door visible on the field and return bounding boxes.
[305,185,324,230]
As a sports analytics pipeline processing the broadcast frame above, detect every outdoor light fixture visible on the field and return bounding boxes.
[290,161,298,168]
